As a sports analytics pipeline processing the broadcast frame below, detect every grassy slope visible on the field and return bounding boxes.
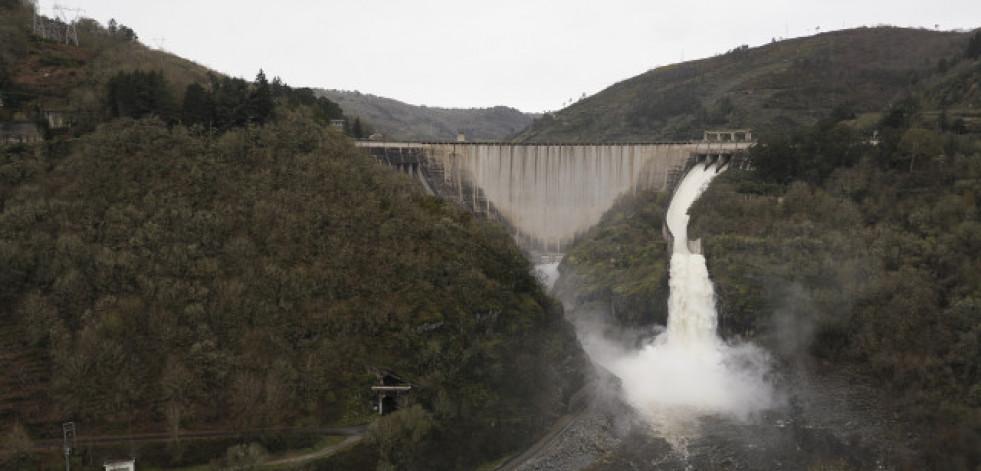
[319,89,535,141]
[515,27,974,142]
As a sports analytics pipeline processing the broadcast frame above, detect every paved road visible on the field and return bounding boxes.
[493,376,602,471]
[262,435,364,466]
[494,412,581,471]
[30,424,368,450]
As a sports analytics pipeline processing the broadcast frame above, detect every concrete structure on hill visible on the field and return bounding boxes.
[704,129,753,142]
[359,133,752,260]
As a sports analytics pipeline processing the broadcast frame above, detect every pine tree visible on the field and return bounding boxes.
[0,56,10,91]
[248,69,274,125]
[106,70,175,121]
[211,75,249,130]
[181,82,214,127]
[352,117,364,138]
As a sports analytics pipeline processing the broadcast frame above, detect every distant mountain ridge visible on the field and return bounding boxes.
[318,89,536,141]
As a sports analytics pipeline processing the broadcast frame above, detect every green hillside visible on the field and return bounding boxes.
[1,3,586,470]
[554,29,981,469]
[516,27,979,142]
[319,89,535,141]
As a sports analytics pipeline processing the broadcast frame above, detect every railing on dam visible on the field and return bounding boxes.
[356,139,703,147]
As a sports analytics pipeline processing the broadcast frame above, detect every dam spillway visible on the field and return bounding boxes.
[358,140,751,258]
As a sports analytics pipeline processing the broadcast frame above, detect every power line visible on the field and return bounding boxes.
[32,3,81,46]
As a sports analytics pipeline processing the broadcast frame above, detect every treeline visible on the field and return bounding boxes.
[0,0,369,139]
[752,95,971,187]
[105,68,355,133]
[180,71,274,128]
[105,19,137,42]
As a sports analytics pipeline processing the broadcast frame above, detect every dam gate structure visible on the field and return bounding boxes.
[357,136,752,261]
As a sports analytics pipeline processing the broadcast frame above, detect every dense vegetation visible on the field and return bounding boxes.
[516,27,979,142]
[553,191,673,337]
[6,0,981,467]
[0,116,584,470]
[691,121,981,470]
[1,3,586,469]
[556,57,981,468]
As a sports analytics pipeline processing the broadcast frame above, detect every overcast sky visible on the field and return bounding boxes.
[35,0,981,112]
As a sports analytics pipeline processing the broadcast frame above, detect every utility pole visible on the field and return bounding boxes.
[63,422,76,471]
[50,4,80,45]
[67,7,82,45]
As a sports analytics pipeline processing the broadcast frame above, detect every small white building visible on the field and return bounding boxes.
[104,459,135,471]
[43,110,68,129]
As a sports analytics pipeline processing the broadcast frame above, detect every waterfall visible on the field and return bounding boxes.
[610,162,777,438]
[664,164,722,352]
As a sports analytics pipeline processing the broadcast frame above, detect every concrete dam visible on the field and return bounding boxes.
[358,133,751,259]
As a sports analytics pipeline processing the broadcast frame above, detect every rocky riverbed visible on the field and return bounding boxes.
[512,359,916,470]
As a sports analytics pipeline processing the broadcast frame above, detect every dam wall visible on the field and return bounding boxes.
[359,141,751,257]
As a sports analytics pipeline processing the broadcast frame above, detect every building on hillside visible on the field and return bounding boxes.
[103,459,136,471]
[703,129,754,142]
[364,364,416,415]
[42,110,69,129]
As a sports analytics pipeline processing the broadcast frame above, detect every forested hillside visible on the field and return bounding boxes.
[689,128,981,470]
[1,2,587,469]
[319,89,535,141]
[555,31,981,469]
[516,27,979,142]
[0,3,360,139]
[1,116,584,470]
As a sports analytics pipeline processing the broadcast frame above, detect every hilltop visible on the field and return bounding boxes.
[516,27,980,142]
[319,89,535,141]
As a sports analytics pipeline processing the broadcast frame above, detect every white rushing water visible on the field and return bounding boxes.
[610,162,777,438]
[534,260,562,291]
